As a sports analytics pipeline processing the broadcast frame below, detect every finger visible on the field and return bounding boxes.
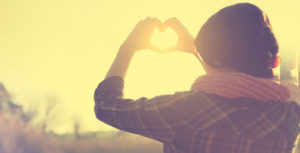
[149,44,163,53]
[163,17,185,33]
[140,17,161,32]
[152,17,162,24]
[147,17,162,28]
[144,16,151,21]
[146,18,163,39]
[139,16,154,27]
[157,24,166,32]
[160,45,179,53]
[132,18,147,32]
[143,16,160,24]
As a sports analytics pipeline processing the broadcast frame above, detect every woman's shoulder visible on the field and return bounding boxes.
[184,89,300,112]
[280,80,300,105]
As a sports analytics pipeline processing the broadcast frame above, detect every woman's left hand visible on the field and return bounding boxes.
[160,17,197,55]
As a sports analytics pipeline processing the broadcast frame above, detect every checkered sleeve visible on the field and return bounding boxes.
[94,76,193,143]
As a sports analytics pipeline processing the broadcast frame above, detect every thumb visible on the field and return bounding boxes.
[160,45,178,53]
[149,44,164,53]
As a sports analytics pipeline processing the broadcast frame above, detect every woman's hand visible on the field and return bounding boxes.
[161,17,197,55]
[121,17,162,54]
[105,17,161,79]
[105,17,201,79]
[121,17,197,56]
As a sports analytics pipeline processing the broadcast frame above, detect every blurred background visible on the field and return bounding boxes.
[0,0,299,152]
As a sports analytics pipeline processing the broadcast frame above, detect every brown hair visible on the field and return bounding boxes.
[195,3,278,78]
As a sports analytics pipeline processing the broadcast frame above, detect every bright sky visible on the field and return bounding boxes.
[0,0,299,134]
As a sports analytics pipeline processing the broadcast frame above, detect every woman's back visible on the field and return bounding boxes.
[166,94,300,153]
[94,2,300,153]
[94,73,300,153]
[163,72,300,153]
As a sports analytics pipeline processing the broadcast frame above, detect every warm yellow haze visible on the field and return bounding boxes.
[0,0,299,134]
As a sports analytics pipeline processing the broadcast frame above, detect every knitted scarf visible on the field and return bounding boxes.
[191,72,290,102]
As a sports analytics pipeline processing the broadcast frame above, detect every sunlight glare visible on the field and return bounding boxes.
[151,28,178,51]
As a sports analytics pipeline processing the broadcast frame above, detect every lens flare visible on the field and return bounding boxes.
[151,28,178,51]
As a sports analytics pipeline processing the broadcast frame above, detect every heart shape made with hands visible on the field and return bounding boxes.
[150,26,178,53]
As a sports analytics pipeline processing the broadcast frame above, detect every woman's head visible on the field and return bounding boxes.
[195,3,278,78]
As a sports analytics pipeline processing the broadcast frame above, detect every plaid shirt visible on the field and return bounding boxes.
[94,76,300,153]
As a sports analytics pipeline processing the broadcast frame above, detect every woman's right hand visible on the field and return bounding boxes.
[121,17,162,54]
[161,17,197,55]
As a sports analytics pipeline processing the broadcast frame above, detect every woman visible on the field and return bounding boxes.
[94,3,300,153]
